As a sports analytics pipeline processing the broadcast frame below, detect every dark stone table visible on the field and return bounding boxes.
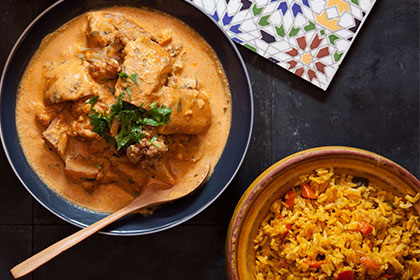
[0,0,418,279]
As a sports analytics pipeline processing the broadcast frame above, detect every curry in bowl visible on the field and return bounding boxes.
[16,7,231,213]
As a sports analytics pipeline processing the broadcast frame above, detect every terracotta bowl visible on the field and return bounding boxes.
[226,146,420,280]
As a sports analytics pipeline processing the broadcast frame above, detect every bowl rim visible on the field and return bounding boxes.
[225,146,420,280]
[0,0,254,235]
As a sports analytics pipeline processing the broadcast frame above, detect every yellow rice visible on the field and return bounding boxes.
[253,168,420,280]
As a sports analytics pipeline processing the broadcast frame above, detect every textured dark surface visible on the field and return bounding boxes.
[0,0,419,279]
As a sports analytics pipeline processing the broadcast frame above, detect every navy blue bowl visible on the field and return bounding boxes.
[0,0,253,235]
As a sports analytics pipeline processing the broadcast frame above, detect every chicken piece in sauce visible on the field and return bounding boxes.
[83,11,150,82]
[44,59,96,104]
[115,35,172,106]
[42,112,71,159]
[159,87,211,135]
[86,11,149,47]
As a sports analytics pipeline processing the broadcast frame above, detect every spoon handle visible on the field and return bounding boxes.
[10,206,134,279]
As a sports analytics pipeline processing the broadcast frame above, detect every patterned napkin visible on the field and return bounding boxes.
[190,0,376,90]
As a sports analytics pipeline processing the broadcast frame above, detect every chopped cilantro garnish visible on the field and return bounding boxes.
[89,111,109,136]
[87,93,171,151]
[118,72,129,82]
[141,103,171,126]
[125,86,132,101]
[95,163,102,170]
[86,96,109,136]
[129,73,139,85]
[118,72,140,86]
[86,95,99,109]
[149,135,159,149]
[148,102,172,125]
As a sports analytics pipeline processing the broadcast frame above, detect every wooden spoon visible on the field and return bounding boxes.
[10,163,210,279]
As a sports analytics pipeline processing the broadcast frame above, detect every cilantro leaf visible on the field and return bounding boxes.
[129,73,139,85]
[149,136,159,149]
[142,118,161,126]
[125,86,132,101]
[115,132,132,151]
[118,72,128,82]
[130,126,145,142]
[86,95,99,109]
[109,92,124,120]
[89,111,109,136]
[118,72,139,86]
[149,104,171,125]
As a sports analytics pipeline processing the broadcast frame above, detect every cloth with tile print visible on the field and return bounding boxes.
[190,0,376,90]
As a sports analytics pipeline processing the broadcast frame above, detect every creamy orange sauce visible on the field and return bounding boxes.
[16,7,231,213]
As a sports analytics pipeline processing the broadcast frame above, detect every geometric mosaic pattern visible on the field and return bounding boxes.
[190,0,376,90]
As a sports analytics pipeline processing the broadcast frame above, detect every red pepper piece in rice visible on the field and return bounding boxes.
[359,221,373,236]
[302,183,318,199]
[276,214,284,221]
[279,223,292,238]
[337,270,354,280]
[285,190,295,209]
[279,260,287,268]
[360,256,380,269]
